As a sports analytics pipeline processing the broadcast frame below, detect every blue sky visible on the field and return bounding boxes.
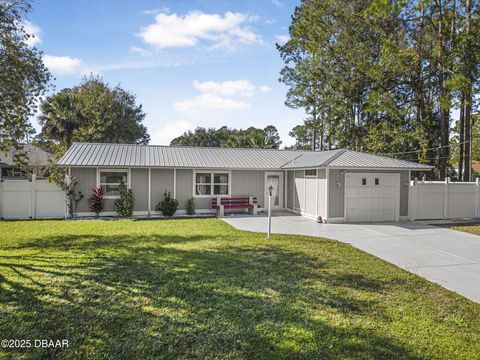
[24,0,303,147]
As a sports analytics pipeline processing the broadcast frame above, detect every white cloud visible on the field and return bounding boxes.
[43,55,84,75]
[138,11,260,50]
[174,93,250,115]
[151,120,193,145]
[129,46,152,57]
[259,85,271,93]
[272,0,284,7]
[193,80,254,97]
[22,21,41,46]
[141,7,169,15]
[275,34,289,44]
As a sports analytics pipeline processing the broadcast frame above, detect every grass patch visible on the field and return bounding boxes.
[449,224,480,236]
[0,219,479,359]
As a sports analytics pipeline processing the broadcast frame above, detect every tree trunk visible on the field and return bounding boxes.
[311,106,317,151]
[464,0,472,181]
[415,5,426,127]
[459,95,465,181]
[438,12,448,180]
[464,92,472,181]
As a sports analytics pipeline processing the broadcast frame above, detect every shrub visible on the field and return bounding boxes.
[63,177,84,219]
[115,182,134,218]
[88,187,104,217]
[156,191,178,217]
[49,172,84,219]
[186,197,196,215]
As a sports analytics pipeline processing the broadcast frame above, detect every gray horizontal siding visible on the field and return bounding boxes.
[231,170,266,207]
[287,170,294,209]
[317,169,326,218]
[71,167,96,213]
[151,169,174,211]
[294,170,304,210]
[131,168,148,212]
[69,167,288,214]
[176,169,193,210]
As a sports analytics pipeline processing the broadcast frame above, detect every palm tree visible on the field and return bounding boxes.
[38,90,81,149]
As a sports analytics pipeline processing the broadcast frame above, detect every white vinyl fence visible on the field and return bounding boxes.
[0,177,65,219]
[409,178,480,220]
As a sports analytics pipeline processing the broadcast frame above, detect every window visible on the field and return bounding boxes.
[375,178,380,186]
[362,178,367,186]
[195,171,229,197]
[305,169,317,177]
[2,168,24,177]
[98,170,128,199]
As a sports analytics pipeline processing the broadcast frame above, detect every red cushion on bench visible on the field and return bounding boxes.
[223,205,252,209]
[211,197,257,209]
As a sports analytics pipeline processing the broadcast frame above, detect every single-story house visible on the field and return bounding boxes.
[58,142,432,222]
[0,144,52,179]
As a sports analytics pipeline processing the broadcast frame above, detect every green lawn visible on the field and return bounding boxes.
[0,219,479,359]
[450,224,480,236]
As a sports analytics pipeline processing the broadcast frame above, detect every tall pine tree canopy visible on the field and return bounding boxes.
[279,0,479,179]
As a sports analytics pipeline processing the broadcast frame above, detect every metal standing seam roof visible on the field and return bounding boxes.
[58,142,433,170]
[281,149,433,170]
[58,142,309,169]
[323,150,433,170]
[280,149,345,169]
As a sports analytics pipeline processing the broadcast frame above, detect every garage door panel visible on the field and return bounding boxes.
[345,173,399,222]
[370,188,383,197]
[382,187,395,198]
[383,197,395,207]
[347,209,368,222]
[371,198,383,209]
[346,188,371,198]
[346,198,367,210]
[378,176,395,186]
[346,175,363,187]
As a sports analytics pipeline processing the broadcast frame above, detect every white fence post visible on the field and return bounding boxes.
[408,178,418,221]
[476,178,480,218]
[65,175,70,220]
[30,174,37,219]
[443,177,449,219]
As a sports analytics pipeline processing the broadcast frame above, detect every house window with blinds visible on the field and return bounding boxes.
[98,170,128,199]
[195,171,229,197]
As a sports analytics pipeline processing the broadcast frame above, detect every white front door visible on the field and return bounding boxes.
[265,172,283,210]
[345,173,400,222]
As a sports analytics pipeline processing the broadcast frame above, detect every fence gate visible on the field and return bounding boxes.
[0,178,65,220]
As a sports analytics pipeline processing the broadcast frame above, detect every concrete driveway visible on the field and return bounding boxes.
[222,212,480,303]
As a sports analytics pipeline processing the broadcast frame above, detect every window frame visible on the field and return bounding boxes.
[96,168,131,200]
[305,169,317,177]
[193,170,231,198]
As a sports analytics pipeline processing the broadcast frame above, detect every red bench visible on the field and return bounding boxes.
[211,196,259,216]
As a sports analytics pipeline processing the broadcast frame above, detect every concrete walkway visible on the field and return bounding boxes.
[222,212,480,303]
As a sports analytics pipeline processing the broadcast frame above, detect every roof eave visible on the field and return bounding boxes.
[325,166,434,170]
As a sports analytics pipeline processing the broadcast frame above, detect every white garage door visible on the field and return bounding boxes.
[345,173,399,222]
